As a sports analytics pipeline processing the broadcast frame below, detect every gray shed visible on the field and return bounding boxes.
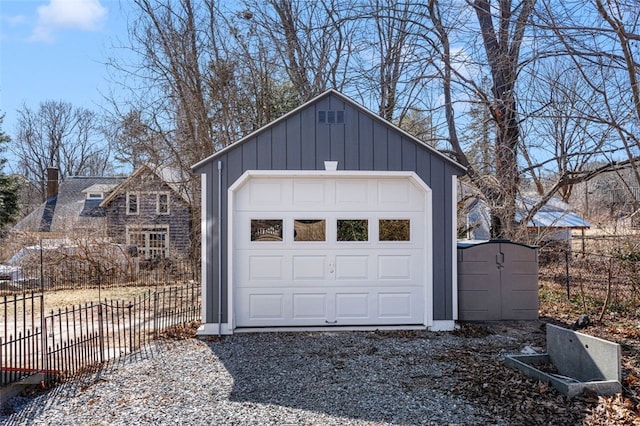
[192,90,466,334]
[457,240,539,321]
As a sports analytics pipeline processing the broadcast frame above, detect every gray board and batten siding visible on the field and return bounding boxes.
[192,89,466,328]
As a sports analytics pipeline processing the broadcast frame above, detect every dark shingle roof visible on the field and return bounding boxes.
[12,176,125,234]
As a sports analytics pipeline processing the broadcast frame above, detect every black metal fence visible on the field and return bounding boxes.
[1,292,46,385]
[1,283,200,387]
[539,247,640,319]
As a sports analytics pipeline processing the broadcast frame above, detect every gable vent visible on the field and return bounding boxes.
[318,110,345,124]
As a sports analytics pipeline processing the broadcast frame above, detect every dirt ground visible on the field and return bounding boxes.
[440,319,637,425]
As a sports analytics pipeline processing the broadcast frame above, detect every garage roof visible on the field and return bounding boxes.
[192,89,466,173]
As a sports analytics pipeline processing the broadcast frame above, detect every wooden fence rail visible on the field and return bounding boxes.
[1,283,201,387]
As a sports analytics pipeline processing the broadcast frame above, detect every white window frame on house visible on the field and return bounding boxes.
[156,192,170,215]
[126,225,170,259]
[126,191,139,215]
[86,192,104,200]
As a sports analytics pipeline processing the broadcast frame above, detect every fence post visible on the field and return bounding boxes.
[154,290,159,339]
[40,293,47,383]
[565,249,570,300]
[128,303,133,352]
[598,257,614,322]
[97,303,104,363]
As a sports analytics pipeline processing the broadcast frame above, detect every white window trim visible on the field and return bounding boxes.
[126,224,170,259]
[126,191,140,215]
[156,192,171,215]
[86,192,103,200]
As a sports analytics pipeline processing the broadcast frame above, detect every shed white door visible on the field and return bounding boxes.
[232,173,430,328]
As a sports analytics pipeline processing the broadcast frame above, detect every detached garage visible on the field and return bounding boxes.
[193,90,465,334]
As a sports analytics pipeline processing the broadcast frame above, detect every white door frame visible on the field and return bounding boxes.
[227,170,433,332]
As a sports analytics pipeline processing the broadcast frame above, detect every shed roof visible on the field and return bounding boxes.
[192,89,466,173]
[516,195,591,229]
[466,194,590,235]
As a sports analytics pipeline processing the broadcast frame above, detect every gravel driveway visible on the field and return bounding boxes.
[1,325,588,425]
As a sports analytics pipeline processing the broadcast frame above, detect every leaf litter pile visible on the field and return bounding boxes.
[444,277,640,425]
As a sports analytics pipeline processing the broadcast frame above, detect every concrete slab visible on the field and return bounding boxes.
[505,324,622,397]
[547,324,621,383]
[505,354,622,398]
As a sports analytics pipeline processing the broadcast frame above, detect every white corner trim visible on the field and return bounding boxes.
[429,320,457,332]
[423,176,433,328]
[227,181,235,331]
[452,175,459,321]
[197,323,233,336]
[201,174,208,324]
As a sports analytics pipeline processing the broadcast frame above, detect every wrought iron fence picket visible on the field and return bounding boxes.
[2,282,200,388]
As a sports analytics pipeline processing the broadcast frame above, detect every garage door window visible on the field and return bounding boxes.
[379,219,411,241]
[251,219,283,241]
[337,219,368,242]
[294,219,326,241]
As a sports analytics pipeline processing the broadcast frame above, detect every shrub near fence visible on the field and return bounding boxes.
[0,259,199,293]
[539,247,640,320]
[1,282,201,387]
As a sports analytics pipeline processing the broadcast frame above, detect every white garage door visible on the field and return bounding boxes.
[231,172,430,328]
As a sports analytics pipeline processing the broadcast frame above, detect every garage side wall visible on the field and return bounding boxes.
[195,92,464,325]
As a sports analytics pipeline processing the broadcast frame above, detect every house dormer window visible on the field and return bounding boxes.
[127,191,139,215]
[157,193,170,215]
[86,193,103,200]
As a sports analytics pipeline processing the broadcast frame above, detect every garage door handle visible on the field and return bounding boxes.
[325,320,338,325]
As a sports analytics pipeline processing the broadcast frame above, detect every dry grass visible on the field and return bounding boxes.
[1,285,172,320]
[41,286,160,313]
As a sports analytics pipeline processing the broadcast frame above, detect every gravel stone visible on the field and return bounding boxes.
[1,330,518,425]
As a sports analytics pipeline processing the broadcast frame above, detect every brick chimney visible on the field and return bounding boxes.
[46,167,59,199]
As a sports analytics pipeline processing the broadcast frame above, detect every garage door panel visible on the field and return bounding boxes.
[377,255,412,280]
[292,255,328,280]
[335,255,369,279]
[233,174,429,328]
[335,180,370,205]
[292,293,328,319]
[378,292,413,318]
[378,180,410,204]
[246,181,286,207]
[293,181,327,204]
[248,293,285,320]
[249,256,285,280]
[335,293,369,319]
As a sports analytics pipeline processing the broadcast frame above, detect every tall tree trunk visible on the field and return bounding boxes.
[473,0,536,239]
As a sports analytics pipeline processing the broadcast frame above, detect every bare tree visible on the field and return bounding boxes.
[470,0,536,238]
[418,0,535,238]
[238,0,354,100]
[12,101,111,201]
[107,0,640,244]
[535,0,640,209]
